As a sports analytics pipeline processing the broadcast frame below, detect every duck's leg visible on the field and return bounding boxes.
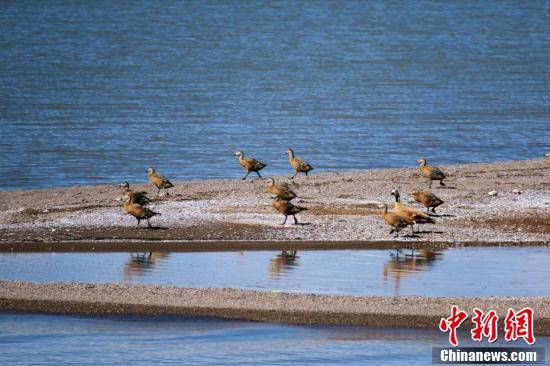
[136,218,141,227]
[289,172,297,179]
[281,215,288,225]
[146,218,153,229]
[394,229,399,238]
[410,224,415,235]
[439,179,445,186]
[305,171,308,176]
[256,171,262,178]
[157,187,161,196]
[242,171,250,180]
[428,180,432,189]
[293,214,298,224]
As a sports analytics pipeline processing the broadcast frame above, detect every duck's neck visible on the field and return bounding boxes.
[394,195,400,203]
[419,161,426,167]
[288,151,294,159]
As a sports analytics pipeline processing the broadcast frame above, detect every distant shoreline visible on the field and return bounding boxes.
[1,158,549,246]
[1,156,546,194]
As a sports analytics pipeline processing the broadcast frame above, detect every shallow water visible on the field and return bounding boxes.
[1,1,549,190]
[1,247,549,296]
[0,313,547,365]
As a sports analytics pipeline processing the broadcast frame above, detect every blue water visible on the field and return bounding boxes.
[0,313,547,365]
[1,1,549,190]
[1,247,549,297]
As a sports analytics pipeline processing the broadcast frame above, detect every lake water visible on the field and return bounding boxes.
[1,1,549,190]
[1,247,549,297]
[1,313,547,365]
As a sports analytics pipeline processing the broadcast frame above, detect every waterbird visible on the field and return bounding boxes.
[266,177,297,201]
[379,203,410,237]
[147,168,174,195]
[391,189,435,233]
[272,197,307,225]
[411,191,444,214]
[119,182,151,206]
[417,158,446,188]
[123,195,160,228]
[286,148,313,179]
[234,150,266,180]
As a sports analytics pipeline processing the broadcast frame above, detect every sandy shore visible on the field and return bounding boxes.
[1,280,549,335]
[1,158,549,246]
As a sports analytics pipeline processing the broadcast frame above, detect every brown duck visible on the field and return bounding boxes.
[123,196,160,228]
[411,191,444,214]
[391,189,435,233]
[234,150,266,180]
[286,148,313,179]
[120,182,151,206]
[272,197,307,225]
[266,177,297,201]
[417,158,446,188]
[379,203,410,237]
[147,168,174,195]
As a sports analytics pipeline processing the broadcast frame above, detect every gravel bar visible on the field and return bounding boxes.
[0,280,549,335]
[1,158,549,246]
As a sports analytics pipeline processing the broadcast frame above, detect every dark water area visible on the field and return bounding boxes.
[1,1,549,190]
[0,313,547,365]
[1,247,548,297]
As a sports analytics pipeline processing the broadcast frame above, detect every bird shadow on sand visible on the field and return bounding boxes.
[293,222,311,226]
[142,226,169,230]
[436,186,457,190]
[429,213,455,218]
[416,230,445,234]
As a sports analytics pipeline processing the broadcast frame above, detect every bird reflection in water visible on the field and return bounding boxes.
[382,248,442,295]
[123,252,171,282]
[269,250,299,279]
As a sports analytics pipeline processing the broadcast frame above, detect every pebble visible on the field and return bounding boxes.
[488,191,498,196]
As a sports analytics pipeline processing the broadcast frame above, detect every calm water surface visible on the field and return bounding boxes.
[1,247,548,296]
[1,313,547,365]
[1,1,549,190]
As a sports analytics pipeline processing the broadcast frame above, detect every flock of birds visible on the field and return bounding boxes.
[119,149,448,237]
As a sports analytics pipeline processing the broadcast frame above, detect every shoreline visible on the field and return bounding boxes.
[1,239,548,253]
[1,280,549,335]
[1,158,549,245]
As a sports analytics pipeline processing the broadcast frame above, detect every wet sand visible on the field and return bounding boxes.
[1,158,549,246]
[1,280,549,334]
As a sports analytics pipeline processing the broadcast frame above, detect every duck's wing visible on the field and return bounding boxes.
[295,157,313,170]
[154,173,174,188]
[429,166,446,178]
[244,157,266,170]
